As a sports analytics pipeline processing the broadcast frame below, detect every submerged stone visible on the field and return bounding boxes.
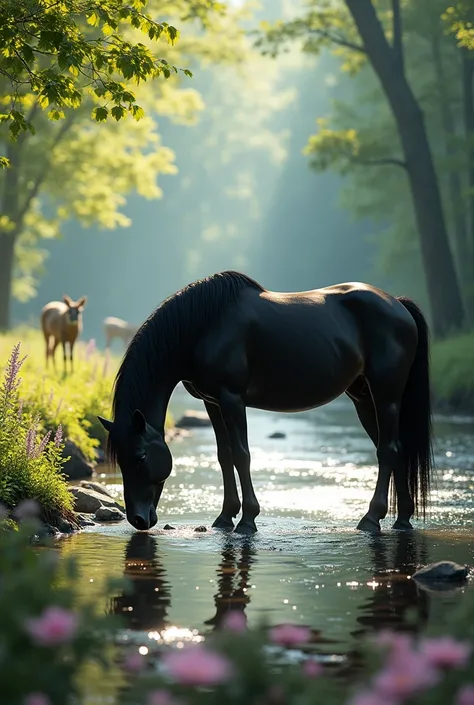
[94,506,125,522]
[194,525,207,532]
[413,561,469,583]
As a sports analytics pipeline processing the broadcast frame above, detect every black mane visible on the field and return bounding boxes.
[108,271,263,459]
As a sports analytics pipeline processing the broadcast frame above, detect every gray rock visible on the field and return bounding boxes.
[163,524,176,530]
[55,517,76,534]
[94,506,125,522]
[80,481,114,499]
[76,513,97,527]
[62,440,94,480]
[268,431,286,439]
[176,410,211,429]
[70,486,125,513]
[37,523,59,539]
[413,561,469,583]
[194,525,207,533]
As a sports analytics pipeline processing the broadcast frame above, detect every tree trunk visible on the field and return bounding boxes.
[462,51,474,318]
[345,0,465,337]
[432,35,470,304]
[0,142,20,330]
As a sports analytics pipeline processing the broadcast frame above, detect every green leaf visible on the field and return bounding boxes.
[111,105,125,121]
[0,156,10,169]
[48,109,65,121]
[131,105,145,121]
[92,106,108,122]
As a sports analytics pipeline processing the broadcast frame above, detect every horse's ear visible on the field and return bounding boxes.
[63,294,73,307]
[77,296,87,309]
[132,409,147,435]
[97,415,114,433]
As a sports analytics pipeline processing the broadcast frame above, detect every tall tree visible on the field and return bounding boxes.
[260,0,465,337]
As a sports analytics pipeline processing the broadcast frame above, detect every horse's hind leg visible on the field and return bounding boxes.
[204,400,241,531]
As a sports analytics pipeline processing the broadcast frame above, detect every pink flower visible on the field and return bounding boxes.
[347,690,395,705]
[123,651,145,673]
[221,611,247,632]
[374,652,439,699]
[303,659,323,678]
[374,630,413,653]
[148,690,179,705]
[25,606,78,646]
[456,684,474,705]
[420,637,471,669]
[269,624,311,648]
[24,694,51,705]
[15,499,40,520]
[162,646,233,686]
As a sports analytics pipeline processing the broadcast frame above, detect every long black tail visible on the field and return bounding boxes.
[397,297,433,518]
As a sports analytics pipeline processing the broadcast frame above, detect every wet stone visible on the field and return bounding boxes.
[268,431,286,439]
[413,561,469,583]
[94,506,126,522]
[163,524,176,530]
[194,525,207,532]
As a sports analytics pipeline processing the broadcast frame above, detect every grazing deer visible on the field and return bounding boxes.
[41,295,87,372]
[104,317,139,350]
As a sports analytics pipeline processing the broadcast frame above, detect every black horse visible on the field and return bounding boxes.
[98,271,432,535]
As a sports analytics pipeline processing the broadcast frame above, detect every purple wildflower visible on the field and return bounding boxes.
[37,430,52,456]
[85,338,96,362]
[54,424,63,448]
[2,343,27,398]
[25,428,37,459]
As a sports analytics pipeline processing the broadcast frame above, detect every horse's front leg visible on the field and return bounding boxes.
[218,390,260,535]
[204,401,241,531]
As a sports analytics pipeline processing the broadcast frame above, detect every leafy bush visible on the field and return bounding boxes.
[0,343,74,523]
[431,333,474,411]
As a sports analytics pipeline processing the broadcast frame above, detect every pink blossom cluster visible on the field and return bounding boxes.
[349,631,471,705]
[25,606,78,647]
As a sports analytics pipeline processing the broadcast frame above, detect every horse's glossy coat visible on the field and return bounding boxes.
[98,272,432,534]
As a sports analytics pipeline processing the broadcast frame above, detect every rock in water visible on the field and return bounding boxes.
[163,524,176,530]
[176,410,211,429]
[62,440,94,480]
[71,486,125,513]
[194,525,207,532]
[94,506,125,522]
[268,431,286,439]
[80,481,115,498]
[413,561,469,583]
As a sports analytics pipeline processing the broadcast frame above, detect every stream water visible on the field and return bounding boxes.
[59,386,474,681]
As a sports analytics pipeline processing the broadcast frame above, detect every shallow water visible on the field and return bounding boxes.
[61,387,474,662]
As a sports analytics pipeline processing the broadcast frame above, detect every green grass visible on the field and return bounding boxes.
[431,332,474,410]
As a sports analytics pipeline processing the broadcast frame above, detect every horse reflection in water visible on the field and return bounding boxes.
[109,531,434,664]
[204,540,256,630]
[109,533,171,633]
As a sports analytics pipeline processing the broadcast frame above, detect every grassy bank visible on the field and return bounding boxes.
[431,333,474,413]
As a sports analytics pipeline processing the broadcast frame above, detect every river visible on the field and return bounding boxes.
[60,386,474,676]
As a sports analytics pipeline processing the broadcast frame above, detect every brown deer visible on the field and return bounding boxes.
[103,316,139,350]
[41,295,87,372]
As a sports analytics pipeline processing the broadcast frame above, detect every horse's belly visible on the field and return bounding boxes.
[245,366,359,413]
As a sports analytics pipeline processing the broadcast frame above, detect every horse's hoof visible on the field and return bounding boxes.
[356,515,381,533]
[234,520,257,535]
[212,516,234,531]
[392,518,413,531]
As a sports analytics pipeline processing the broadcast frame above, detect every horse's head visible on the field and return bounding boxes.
[97,410,172,531]
[63,294,87,325]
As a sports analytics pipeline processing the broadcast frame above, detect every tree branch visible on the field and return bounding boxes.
[308,28,366,53]
[391,0,404,74]
[351,156,407,169]
[15,116,76,230]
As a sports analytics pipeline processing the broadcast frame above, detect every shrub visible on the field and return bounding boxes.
[0,343,74,523]
[431,333,474,411]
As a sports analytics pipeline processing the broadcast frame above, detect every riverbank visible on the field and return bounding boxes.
[432,333,474,415]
